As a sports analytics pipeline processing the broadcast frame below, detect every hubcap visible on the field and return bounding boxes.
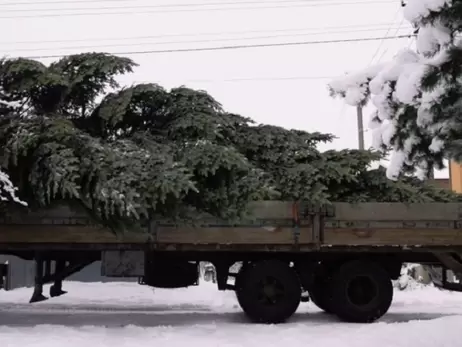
[256,276,285,305]
[346,275,378,307]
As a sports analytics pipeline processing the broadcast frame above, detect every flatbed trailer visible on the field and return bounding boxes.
[1,200,462,324]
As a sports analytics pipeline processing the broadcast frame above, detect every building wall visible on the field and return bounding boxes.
[450,161,462,193]
[429,178,450,190]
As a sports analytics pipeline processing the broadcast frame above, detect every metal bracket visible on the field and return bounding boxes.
[292,202,300,249]
[311,214,322,249]
[433,252,462,274]
[425,264,462,293]
[148,220,158,243]
[428,253,462,293]
[300,202,335,218]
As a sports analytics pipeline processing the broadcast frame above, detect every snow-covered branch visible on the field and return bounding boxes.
[402,0,452,24]
[329,63,385,106]
[328,0,462,180]
[0,169,27,206]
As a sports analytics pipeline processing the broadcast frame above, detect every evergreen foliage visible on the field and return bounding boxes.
[329,0,462,180]
[0,52,460,231]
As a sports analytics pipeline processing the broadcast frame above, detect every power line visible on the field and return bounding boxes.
[191,75,335,82]
[368,7,401,65]
[0,1,401,19]
[12,34,415,59]
[0,0,397,9]
[0,0,122,3]
[0,0,395,5]
[407,35,415,48]
[0,22,409,45]
[376,16,406,62]
[133,75,336,84]
[5,26,412,53]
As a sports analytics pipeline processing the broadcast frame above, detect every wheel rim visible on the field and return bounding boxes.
[256,276,285,305]
[346,275,378,307]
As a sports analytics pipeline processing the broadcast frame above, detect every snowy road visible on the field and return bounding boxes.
[0,282,462,346]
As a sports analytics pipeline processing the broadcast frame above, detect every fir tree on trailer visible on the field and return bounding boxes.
[0,52,461,233]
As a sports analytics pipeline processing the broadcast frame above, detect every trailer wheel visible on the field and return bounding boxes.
[308,276,334,314]
[330,260,393,323]
[236,260,301,324]
[235,263,250,309]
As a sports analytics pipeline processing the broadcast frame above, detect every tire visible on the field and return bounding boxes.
[330,260,393,323]
[235,260,301,324]
[308,276,334,314]
[235,263,250,310]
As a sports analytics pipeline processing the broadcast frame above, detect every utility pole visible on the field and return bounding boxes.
[357,105,365,150]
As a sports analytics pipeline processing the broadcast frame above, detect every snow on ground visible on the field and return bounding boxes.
[1,281,462,346]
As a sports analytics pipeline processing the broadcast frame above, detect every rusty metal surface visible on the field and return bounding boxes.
[246,201,302,219]
[0,201,304,225]
[155,224,313,245]
[323,203,462,247]
[2,241,462,254]
[0,225,150,243]
[3,201,461,224]
[0,201,93,225]
[329,202,462,221]
[2,201,462,250]
[323,228,462,246]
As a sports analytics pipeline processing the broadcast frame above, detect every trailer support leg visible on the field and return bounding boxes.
[50,261,67,297]
[213,260,234,290]
[29,256,95,303]
[30,254,48,303]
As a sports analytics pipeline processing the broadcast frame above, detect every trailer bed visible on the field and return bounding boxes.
[1,201,462,251]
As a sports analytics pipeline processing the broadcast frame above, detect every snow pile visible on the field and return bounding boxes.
[396,275,429,291]
[394,263,431,291]
[329,0,460,179]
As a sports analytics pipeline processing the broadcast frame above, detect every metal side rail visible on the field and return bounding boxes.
[425,252,462,292]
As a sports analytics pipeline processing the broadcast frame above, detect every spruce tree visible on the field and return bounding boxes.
[329,0,462,180]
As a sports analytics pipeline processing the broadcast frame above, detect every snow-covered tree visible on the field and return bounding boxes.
[329,0,462,180]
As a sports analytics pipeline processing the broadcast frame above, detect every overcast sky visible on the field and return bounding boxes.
[1,0,446,177]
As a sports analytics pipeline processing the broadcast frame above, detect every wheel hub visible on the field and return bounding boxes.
[258,276,284,305]
[347,275,378,307]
